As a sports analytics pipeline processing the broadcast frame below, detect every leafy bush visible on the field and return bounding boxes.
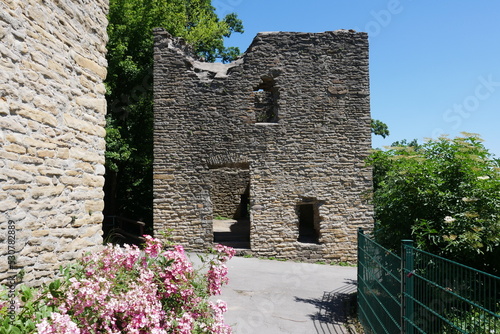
[442,306,500,334]
[0,237,235,333]
[368,134,500,274]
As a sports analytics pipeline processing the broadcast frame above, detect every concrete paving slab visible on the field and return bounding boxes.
[215,256,358,334]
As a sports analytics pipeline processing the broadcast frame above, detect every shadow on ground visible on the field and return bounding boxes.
[295,279,357,334]
[213,218,250,249]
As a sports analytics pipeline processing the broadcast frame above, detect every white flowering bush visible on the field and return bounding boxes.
[368,134,500,274]
[0,236,235,334]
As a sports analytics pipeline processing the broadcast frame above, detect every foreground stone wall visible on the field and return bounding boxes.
[154,29,373,262]
[0,0,108,285]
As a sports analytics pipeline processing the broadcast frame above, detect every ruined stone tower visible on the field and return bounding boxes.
[153,28,373,262]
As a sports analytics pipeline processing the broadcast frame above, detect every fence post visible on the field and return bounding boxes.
[357,228,364,330]
[357,228,364,284]
[401,240,414,334]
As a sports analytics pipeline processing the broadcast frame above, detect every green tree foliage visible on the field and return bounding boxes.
[371,118,390,138]
[104,0,244,227]
[367,134,500,274]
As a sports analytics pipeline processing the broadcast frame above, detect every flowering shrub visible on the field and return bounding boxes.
[368,134,500,274]
[0,237,235,334]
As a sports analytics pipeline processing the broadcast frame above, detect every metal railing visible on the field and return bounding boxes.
[358,228,500,334]
[358,228,402,333]
[103,216,146,245]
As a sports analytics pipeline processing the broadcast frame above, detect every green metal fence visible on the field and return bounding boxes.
[358,228,500,334]
[358,228,403,333]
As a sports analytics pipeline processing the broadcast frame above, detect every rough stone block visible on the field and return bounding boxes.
[0,99,8,115]
[0,117,27,133]
[85,200,105,213]
[2,167,33,182]
[60,175,82,186]
[4,143,26,154]
[36,150,56,158]
[31,230,50,237]
[24,136,58,150]
[37,166,64,176]
[31,185,65,198]
[63,114,105,137]
[70,147,104,164]
[0,200,17,212]
[82,174,105,187]
[56,148,70,159]
[73,53,107,79]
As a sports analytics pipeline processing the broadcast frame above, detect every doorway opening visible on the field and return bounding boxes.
[297,200,321,244]
[210,165,250,249]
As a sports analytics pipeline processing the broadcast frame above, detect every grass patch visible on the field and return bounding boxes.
[330,261,356,267]
[214,216,231,220]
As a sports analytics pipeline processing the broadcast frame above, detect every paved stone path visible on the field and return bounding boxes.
[216,256,358,334]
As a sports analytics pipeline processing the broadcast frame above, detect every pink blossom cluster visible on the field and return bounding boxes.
[31,236,234,334]
[35,313,81,334]
[206,245,236,295]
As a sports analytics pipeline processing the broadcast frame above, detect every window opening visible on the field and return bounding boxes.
[253,76,279,123]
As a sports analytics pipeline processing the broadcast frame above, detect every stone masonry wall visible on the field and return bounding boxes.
[0,0,108,285]
[210,168,249,219]
[153,29,373,262]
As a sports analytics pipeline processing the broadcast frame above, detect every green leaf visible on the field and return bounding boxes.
[48,279,61,298]
[20,285,33,303]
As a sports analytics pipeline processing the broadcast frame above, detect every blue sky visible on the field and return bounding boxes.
[215,1,500,157]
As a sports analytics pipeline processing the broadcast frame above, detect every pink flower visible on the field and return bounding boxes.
[175,313,194,334]
[214,244,236,262]
[208,300,232,334]
[207,263,229,295]
[35,312,81,334]
[143,235,163,257]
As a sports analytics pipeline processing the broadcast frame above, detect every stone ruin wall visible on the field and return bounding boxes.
[210,168,249,219]
[0,0,108,285]
[153,28,373,262]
